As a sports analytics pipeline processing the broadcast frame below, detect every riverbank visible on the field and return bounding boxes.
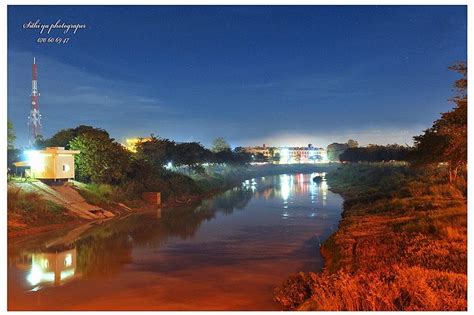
[273,163,467,311]
[8,172,343,311]
[8,163,337,239]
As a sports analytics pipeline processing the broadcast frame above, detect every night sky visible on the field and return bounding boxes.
[8,5,467,148]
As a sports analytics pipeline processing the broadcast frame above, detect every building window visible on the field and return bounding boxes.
[64,254,72,267]
[62,164,70,172]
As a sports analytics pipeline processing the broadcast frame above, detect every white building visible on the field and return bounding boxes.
[20,147,80,181]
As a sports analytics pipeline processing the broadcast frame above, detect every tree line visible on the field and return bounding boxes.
[27,127,253,184]
[339,144,411,163]
[327,62,467,183]
[7,62,466,186]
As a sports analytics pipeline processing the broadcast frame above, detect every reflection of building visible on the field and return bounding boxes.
[15,147,80,181]
[279,173,328,203]
[26,248,78,287]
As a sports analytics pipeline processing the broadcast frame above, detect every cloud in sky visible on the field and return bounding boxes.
[8,50,166,145]
[6,50,435,149]
[7,5,465,149]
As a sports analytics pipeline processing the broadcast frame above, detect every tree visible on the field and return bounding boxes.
[254,152,268,163]
[175,142,213,169]
[7,121,16,150]
[36,125,110,149]
[340,144,411,162]
[134,135,176,170]
[214,148,234,164]
[211,137,230,153]
[7,121,21,175]
[274,152,281,162]
[326,143,348,162]
[69,131,131,184]
[268,147,276,160]
[347,139,359,148]
[411,62,467,182]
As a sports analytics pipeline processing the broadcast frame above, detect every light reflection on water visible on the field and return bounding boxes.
[8,173,342,311]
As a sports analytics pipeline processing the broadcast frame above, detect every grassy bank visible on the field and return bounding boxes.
[273,163,467,311]
[7,185,78,233]
[8,163,336,235]
[75,163,337,208]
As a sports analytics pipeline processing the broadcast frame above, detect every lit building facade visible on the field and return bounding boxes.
[240,144,273,159]
[17,147,80,180]
[242,144,327,164]
[276,145,327,164]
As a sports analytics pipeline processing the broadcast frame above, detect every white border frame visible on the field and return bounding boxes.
[1,1,471,314]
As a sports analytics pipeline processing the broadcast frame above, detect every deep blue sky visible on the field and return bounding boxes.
[8,5,467,148]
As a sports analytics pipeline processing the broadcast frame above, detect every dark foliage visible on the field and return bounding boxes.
[340,145,412,162]
[410,62,467,182]
[35,125,110,149]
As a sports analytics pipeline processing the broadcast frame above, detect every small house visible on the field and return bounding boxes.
[18,147,80,181]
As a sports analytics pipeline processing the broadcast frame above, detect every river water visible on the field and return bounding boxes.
[8,173,343,310]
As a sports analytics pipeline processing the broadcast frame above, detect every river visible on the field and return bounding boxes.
[8,173,343,310]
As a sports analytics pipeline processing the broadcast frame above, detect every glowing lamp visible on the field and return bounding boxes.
[25,150,45,173]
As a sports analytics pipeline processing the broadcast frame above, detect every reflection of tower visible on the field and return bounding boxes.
[28,57,42,145]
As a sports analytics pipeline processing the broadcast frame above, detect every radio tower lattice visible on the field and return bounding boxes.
[28,57,42,145]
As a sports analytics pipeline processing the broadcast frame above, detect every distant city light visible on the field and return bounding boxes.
[280,148,290,163]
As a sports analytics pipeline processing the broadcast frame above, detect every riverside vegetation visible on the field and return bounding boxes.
[7,162,336,234]
[273,163,466,310]
[273,63,467,311]
[8,117,336,234]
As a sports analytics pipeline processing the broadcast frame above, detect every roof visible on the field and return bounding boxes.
[13,161,29,167]
[34,147,80,155]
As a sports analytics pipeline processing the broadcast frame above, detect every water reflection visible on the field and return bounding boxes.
[9,185,256,290]
[8,173,343,310]
[28,248,77,287]
[10,247,80,290]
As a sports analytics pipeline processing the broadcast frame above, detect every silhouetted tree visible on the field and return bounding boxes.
[134,135,176,170]
[36,125,110,149]
[411,62,467,182]
[340,144,411,162]
[211,137,230,153]
[327,143,348,162]
[347,139,359,148]
[7,121,16,150]
[175,142,213,169]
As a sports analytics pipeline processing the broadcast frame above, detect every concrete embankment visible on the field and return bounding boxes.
[10,181,114,220]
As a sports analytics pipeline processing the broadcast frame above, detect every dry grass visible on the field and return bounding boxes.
[7,186,73,230]
[274,164,467,311]
[275,266,466,311]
